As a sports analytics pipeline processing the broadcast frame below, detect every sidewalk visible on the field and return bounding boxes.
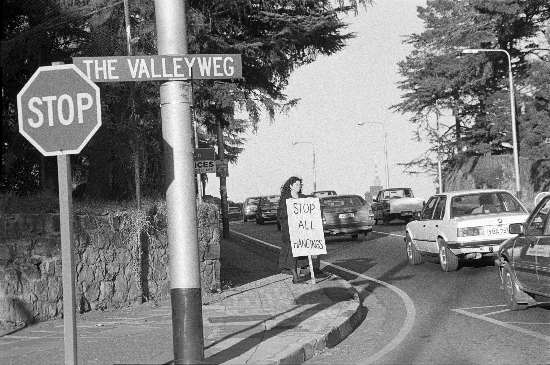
[0,269,365,364]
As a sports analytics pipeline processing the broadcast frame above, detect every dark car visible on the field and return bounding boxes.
[255,195,280,224]
[497,192,550,310]
[242,196,260,222]
[320,194,375,240]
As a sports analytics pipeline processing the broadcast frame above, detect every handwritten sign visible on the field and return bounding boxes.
[287,197,327,257]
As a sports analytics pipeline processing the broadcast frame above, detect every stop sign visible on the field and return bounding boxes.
[17,64,101,156]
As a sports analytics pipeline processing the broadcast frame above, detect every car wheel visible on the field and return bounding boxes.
[406,234,422,265]
[276,221,281,231]
[256,217,264,225]
[501,263,528,311]
[438,237,458,272]
[243,216,247,223]
[351,234,358,241]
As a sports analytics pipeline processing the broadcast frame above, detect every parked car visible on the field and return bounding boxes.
[242,196,261,222]
[405,189,529,272]
[255,195,280,224]
[497,192,550,310]
[320,194,374,240]
[313,190,337,197]
[372,188,424,224]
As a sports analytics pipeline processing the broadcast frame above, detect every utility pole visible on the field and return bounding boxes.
[217,121,229,238]
[154,1,204,363]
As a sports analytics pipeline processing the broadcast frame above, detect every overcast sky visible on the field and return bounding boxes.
[206,0,439,202]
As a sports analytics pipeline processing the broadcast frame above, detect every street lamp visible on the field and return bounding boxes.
[292,141,316,192]
[357,122,390,188]
[436,115,443,193]
[462,48,521,197]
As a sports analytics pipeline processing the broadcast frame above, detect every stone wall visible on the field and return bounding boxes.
[0,202,220,327]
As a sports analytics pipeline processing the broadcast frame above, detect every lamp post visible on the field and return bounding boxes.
[462,48,521,197]
[357,122,390,188]
[436,115,443,193]
[292,141,316,192]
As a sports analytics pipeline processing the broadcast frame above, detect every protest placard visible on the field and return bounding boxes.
[286,197,327,257]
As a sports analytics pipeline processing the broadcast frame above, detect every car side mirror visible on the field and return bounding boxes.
[509,223,524,235]
[373,198,378,203]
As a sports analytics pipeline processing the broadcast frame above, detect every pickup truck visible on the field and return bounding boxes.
[372,187,424,224]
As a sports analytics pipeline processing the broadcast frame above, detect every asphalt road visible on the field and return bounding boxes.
[230,220,550,365]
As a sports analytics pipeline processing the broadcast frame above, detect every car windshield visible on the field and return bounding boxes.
[261,196,279,206]
[450,192,526,218]
[246,198,260,205]
[265,196,279,203]
[382,189,413,199]
[321,196,363,208]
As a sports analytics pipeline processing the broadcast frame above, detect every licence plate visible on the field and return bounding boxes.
[485,226,508,235]
[339,213,354,219]
[479,245,497,253]
[402,211,412,216]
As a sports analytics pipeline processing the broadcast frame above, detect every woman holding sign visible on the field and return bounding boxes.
[277,176,304,283]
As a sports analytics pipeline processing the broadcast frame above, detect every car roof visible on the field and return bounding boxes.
[380,188,412,191]
[319,194,362,199]
[438,189,513,198]
[245,196,261,201]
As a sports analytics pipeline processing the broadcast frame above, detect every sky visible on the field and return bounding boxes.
[206,0,437,202]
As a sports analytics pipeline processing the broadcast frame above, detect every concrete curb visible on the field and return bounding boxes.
[0,322,26,338]
[228,229,366,364]
[276,279,366,365]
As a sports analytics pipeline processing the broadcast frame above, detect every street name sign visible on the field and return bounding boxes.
[73,54,242,82]
[17,64,102,156]
[194,147,216,174]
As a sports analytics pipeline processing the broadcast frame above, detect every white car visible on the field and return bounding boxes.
[405,189,529,272]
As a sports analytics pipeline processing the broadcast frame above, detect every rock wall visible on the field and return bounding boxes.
[0,202,220,326]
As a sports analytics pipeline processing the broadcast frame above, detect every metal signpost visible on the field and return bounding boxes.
[17,63,102,365]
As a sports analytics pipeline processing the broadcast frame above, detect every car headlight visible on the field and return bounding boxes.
[457,227,483,237]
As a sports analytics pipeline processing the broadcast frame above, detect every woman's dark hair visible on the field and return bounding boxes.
[280,176,302,199]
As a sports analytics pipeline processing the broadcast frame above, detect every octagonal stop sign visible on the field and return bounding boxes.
[17,64,101,156]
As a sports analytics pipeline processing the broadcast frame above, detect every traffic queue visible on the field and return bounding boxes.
[238,188,550,312]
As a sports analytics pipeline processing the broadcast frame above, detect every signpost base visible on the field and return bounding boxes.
[308,255,316,285]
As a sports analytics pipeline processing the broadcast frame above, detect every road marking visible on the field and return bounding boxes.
[323,262,416,365]
[484,308,511,316]
[459,304,508,310]
[230,229,417,365]
[372,230,405,238]
[451,308,550,343]
[230,230,281,251]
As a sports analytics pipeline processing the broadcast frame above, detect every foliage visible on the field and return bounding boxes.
[393,0,550,189]
[1,0,365,198]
